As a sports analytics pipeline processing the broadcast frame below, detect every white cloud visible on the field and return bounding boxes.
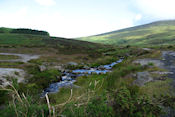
[135,14,142,21]
[134,0,175,19]
[0,6,136,38]
[34,0,56,6]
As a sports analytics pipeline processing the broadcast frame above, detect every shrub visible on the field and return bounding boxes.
[29,69,61,89]
[0,80,49,117]
[113,86,162,117]
[106,64,144,90]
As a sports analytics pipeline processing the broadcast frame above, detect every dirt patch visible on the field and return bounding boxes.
[0,53,40,63]
[0,68,26,87]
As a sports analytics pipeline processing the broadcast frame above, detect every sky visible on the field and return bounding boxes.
[0,0,175,38]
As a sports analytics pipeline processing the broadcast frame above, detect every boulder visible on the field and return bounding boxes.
[98,65,105,70]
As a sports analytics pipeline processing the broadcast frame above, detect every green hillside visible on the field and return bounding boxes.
[0,27,102,52]
[0,27,49,35]
[78,20,175,46]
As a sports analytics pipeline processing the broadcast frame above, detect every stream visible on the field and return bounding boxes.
[41,59,123,96]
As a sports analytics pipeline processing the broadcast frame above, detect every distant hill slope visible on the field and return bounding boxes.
[0,27,49,36]
[78,20,175,46]
[0,27,103,53]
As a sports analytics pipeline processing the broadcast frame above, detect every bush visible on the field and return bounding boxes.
[29,69,61,89]
[11,28,49,36]
[113,86,162,117]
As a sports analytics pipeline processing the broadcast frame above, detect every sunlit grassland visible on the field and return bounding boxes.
[78,20,175,46]
[0,55,20,60]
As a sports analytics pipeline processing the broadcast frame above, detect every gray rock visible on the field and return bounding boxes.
[39,65,47,72]
[142,48,152,51]
[133,59,164,68]
[151,71,174,75]
[0,68,26,87]
[133,71,153,86]
[98,65,105,70]
[83,65,90,70]
[53,65,65,72]
[67,62,78,66]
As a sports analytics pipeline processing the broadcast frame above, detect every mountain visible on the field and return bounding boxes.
[78,20,175,46]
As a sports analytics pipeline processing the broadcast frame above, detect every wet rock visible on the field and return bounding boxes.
[133,71,153,86]
[56,76,62,81]
[98,65,105,70]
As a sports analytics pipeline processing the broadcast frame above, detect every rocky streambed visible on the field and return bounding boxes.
[41,59,123,96]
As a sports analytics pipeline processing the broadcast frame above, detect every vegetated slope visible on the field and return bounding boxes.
[78,20,175,46]
[0,27,103,53]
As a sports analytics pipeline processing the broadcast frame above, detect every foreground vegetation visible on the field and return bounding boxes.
[1,45,175,117]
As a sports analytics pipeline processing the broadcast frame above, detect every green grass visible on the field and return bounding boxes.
[0,32,106,56]
[1,25,175,116]
[0,61,24,67]
[77,20,175,46]
[1,47,175,116]
[0,55,20,60]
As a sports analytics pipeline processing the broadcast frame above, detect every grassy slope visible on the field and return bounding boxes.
[78,20,175,46]
[0,27,107,67]
[0,28,104,53]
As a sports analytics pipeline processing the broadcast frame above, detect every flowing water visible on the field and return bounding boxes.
[42,59,123,96]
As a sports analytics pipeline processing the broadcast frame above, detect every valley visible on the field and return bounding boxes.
[1,26,175,117]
